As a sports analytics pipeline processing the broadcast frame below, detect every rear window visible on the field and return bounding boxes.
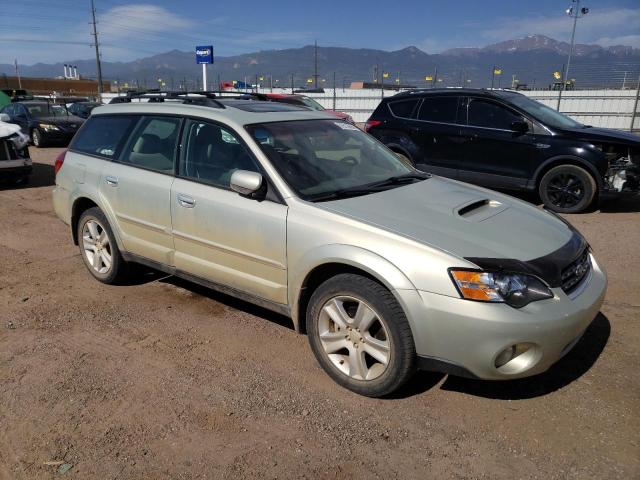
[71,115,139,158]
[388,99,419,118]
[417,96,460,123]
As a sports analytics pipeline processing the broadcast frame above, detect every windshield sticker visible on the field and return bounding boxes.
[334,122,359,131]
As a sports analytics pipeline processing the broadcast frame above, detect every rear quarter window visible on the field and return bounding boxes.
[70,115,140,158]
[388,99,419,118]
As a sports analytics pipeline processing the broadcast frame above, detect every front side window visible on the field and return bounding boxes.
[498,92,583,129]
[71,115,140,158]
[247,120,415,200]
[467,98,523,130]
[119,116,180,173]
[417,96,460,123]
[179,120,259,188]
[26,103,68,118]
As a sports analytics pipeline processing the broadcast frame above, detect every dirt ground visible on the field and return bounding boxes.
[1,148,638,480]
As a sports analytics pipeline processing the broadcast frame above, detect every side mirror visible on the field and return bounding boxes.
[0,113,10,122]
[511,120,529,134]
[230,170,264,197]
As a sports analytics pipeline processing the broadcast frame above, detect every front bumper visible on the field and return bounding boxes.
[399,253,607,380]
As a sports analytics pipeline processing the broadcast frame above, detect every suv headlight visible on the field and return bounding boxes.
[39,123,59,131]
[449,269,553,308]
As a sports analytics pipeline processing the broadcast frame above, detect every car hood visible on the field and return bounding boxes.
[34,116,84,126]
[558,126,640,146]
[314,176,574,262]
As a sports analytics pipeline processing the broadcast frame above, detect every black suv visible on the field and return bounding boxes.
[366,89,639,213]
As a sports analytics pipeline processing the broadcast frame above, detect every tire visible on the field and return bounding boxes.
[539,164,597,214]
[31,129,46,148]
[307,273,416,397]
[77,207,127,284]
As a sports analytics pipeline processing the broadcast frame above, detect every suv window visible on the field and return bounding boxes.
[71,115,139,158]
[417,96,459,123]
[467,98,523,130]
[388,99,419,118]
[179,119,259,188]
[2,104,14,116]
[120,116,180,173]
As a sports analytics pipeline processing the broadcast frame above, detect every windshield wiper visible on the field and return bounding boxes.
[307,172,430,202]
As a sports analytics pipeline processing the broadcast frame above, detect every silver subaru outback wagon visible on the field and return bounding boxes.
[52,93,607,397]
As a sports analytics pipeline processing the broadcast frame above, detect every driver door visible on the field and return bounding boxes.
[170,119,288,305]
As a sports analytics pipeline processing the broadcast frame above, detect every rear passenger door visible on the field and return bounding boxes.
[404,95,465,178]
[99,115,180,265]
[170,119,288,305]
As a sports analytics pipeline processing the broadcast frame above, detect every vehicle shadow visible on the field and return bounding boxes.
[599,196,640,213]
[0,162,55,190]
[437,312,610,400]
[159,275,295,331]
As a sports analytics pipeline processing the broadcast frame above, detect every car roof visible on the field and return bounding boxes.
[92,100,338,128]
[391,88,525,100]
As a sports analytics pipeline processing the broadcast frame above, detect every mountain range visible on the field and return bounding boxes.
[2,35,639,89]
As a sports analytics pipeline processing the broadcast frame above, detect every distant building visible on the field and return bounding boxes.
[0,75,110,97]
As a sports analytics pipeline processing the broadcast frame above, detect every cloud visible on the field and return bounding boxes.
[98,4,194,40]
[480,7,640,47]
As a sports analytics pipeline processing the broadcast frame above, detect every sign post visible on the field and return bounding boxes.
[195,45,214,91]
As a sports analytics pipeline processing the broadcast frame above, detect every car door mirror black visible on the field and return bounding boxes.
[511,120,529,134]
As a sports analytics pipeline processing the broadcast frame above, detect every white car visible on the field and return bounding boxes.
[0,116,32,184]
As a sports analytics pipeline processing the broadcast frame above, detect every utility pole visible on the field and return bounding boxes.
[491,65,496,89]
[563,0,589,92]
[313,40,319,89]
[290,73,294,94]
[90,0,103,95]
[433,66,438,88]
[332,72,336,111]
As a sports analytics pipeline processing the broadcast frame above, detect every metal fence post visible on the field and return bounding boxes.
[631,75,640,132]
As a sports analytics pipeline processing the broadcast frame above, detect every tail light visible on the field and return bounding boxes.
[54,149,67,176]
[365,119,382,132]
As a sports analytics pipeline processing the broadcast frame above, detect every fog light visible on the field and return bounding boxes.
[494,343,532,368]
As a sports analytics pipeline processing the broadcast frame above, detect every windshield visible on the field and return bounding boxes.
[501,93,582,129]
[248,120,416,201]
[300,96,325,111]
[27,103,69,118]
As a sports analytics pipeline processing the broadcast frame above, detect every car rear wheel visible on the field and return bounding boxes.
[307,273,416,397]
[77,207,127,284]
[31,129,46,148]
[539,164,596,213]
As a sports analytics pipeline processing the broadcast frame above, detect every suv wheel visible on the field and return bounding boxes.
[307,274,416,397]
[539,164,596,213]
[77,207,126,284]
[31,129,46,148]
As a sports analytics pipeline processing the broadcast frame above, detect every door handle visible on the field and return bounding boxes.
[105,175,118,186]
[177,193,196,208]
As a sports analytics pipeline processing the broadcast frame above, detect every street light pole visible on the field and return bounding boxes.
[563,0,589,91]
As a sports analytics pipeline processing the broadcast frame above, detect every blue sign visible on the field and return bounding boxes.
[195,45,214,64]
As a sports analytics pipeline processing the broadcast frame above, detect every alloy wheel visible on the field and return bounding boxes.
[546,173,585,209]
[82,219,113,274]
[317,295,391,381]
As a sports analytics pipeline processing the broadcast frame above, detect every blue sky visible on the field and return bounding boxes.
[1,0,639,65]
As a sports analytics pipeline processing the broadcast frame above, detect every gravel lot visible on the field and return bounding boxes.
[1,148,639,480]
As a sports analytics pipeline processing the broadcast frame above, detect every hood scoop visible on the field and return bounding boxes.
[456,198,508,222]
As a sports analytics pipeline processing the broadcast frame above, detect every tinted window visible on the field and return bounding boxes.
[417,96,459,123]
[468,98,522,130]
[71,115,139,158]
[179,120,259,188]
[119,116,180,173]
[388,99,419,118]
[2,104,14,116]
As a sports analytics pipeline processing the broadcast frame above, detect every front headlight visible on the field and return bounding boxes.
[39,123,59,131]
[449,269,553,308]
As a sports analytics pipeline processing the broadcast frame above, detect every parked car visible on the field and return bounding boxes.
[0,101,84,147]
[0,116,32,184]
[67,101,103,119]
[52,93,606,396]
[365,88,640,213]
[265,93,355,124]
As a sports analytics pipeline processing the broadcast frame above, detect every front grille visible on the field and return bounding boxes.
[561,249,591,293]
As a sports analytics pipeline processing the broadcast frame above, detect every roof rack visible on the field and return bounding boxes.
[108,90,272,108]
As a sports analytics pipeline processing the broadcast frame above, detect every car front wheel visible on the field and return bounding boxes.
[307,273,416,397]
[539,164,596,213]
